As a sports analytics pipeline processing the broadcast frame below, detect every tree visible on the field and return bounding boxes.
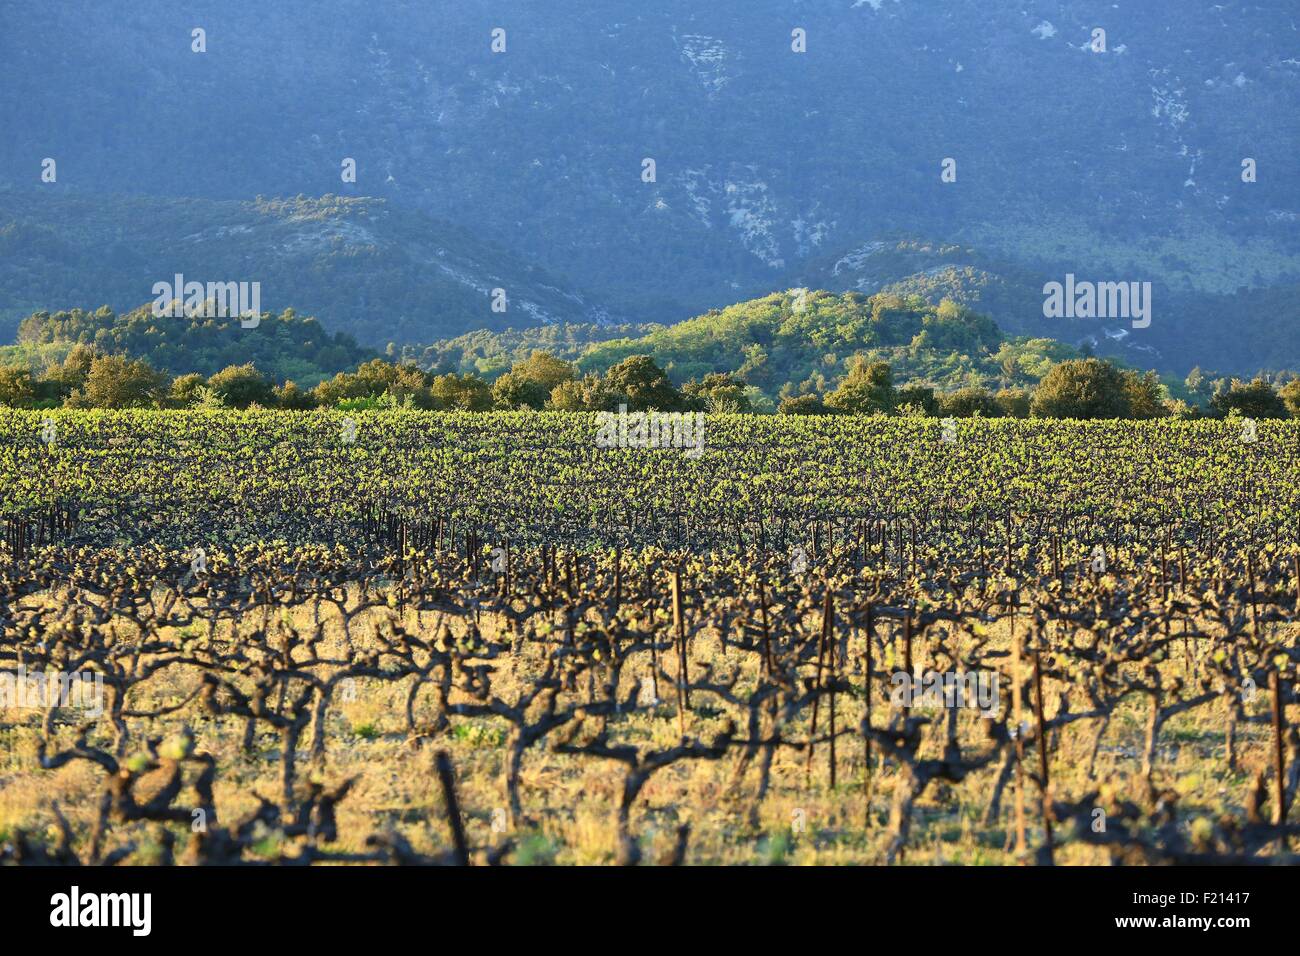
[894,383,939,417]
[79,355,166,408]
[1210,378,1288,419]
[548,374,622,412]
[353,358,399,394]
[273,381,317,410]
[15,304,370,384]
[1184,366,1213,405]
[682,372,752,413]
[826,358,895,414]
[1030,358,1131,419]
[1162,398,1201,420]
[168,373,207,408]
[777,394,834,415]
[207,364,274,409]
[491,371,550,410]
[45,344,96,399]
[940,386,1001,418]
[0,365,36,407]
[388,364,434,408]
[994,388,1032,419]
[1280,379,1300,419]
[510,351,575,392]
[429,373,493,411]
[311,369,374,407]
[601,354,683,411]
[1121,370,1168,419]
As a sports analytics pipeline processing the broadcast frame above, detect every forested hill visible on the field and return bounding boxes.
[5,290,1076,399]
[421,290,1081,399]
[10,305,376,385]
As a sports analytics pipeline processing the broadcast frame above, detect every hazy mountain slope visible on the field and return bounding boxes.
[0,194,611,346]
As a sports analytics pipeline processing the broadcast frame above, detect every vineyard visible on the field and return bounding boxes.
[2,409,1299,865]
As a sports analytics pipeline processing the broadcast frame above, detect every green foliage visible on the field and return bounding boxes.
[491,372,550,411]
[5,291,1295,421]
[1281,380,1300,419]
[429,373,493,412]
[1122,370,1170,420]
[994,388,1032,419]
[490,351,578,409]
[168,373,207,408]
[1211,378,1290,420]
[1030,359,1134,420]
[16,303,371,385]
[273,381,316,410]
[940,387,1002,419]
[894,383,939,417]
[548,374,622,412]
[778,394,834,416]
[600,355,685,412]
[311,360,436,410]
[71,354,167,410]
[574,290,1073,402]
[827,357,894,415]
[0,365,36,408]
[207,364,274,409]
[683,373,753,413]
[415,325,656,378]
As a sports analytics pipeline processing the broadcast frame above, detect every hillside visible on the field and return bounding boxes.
[493,289,1078,399]
[803,238,1300,374]
[0,193,612,346]
[411,322,661,378]
[2,1,1297,373]
[8,304,376,385]
[3,290,1083,402]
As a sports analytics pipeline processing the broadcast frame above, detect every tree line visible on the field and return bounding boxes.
[1,343,1298,420]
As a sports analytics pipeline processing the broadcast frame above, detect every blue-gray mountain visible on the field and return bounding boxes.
[1,0,1297,373]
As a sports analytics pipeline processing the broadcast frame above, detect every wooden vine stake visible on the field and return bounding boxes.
[1270,669,1288,846]
[863,601,875,821]
[435,750,470,866]
[1010,590,1027,860]
[1032,632,1054,864]
[902,605,913,720]
[612,548,621,614]
[826,589,837,787]
[672,567,689,736]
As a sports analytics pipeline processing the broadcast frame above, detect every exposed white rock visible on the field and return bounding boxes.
[724,178,784,268]
[676,34,733,95]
